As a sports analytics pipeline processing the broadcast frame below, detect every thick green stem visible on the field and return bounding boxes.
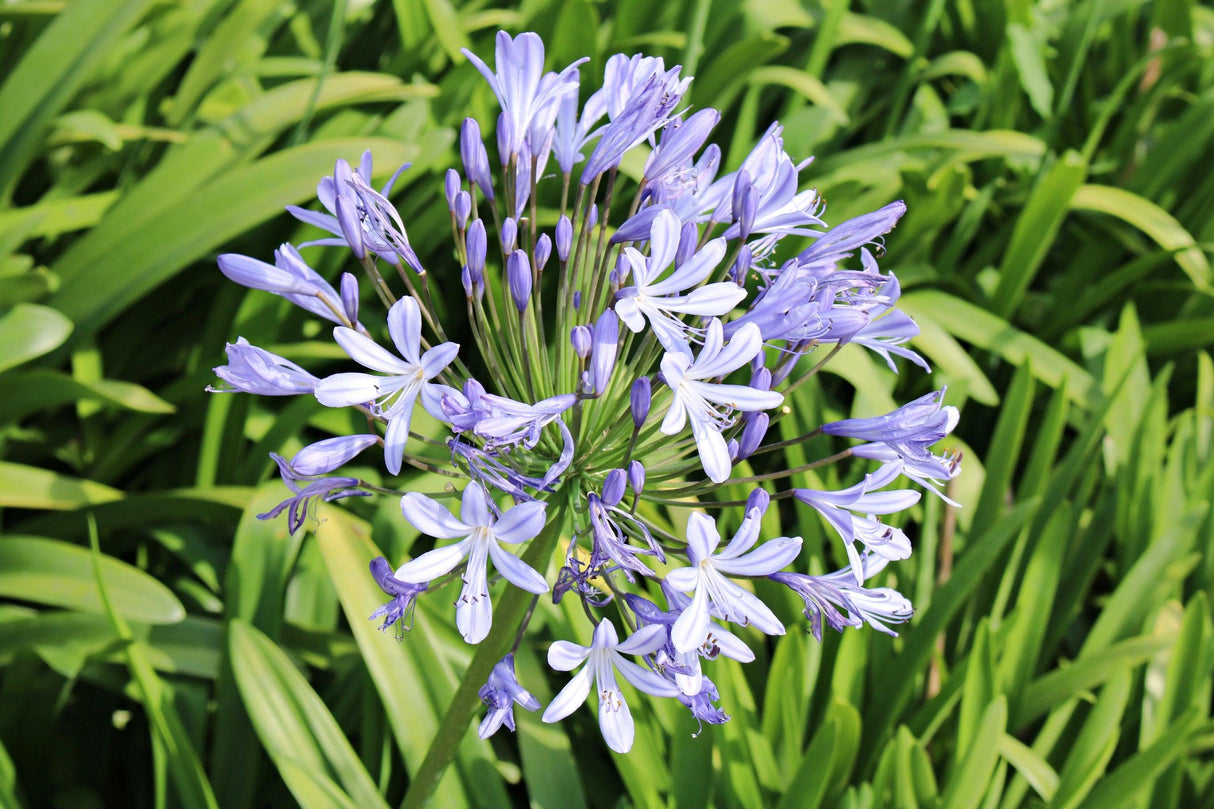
[400,494,571,809]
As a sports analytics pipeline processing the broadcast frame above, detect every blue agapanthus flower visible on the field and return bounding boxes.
[210,29,961,754]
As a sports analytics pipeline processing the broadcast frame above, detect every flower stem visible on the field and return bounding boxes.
[400,493,571,809]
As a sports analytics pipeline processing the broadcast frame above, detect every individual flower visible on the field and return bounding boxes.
[771,554,913,640]
[395,483,548,644]
[542,619,680,753]
[315,296,459,475]
[659,320,783,482]
[665,510,802,654]
[794,463,920,583]
[614,209,743,350]
[209,338,319,396]
[477,653,541,738]
[368,557,427,636]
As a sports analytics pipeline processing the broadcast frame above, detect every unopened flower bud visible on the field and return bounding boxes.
[334,191,365,260]
[586,203,598,230]
[591,309,619,395]
[570,325,592,358]
[535,233,552,272]
[746,487,770,515]
[507,250,532,312]
[737,413,769,459]
[602,469,626,507]
[631,377,651,427]
[461,265,474,298]
[340,272,359,322]
[444,168,461,212]
[628,460,645,494]
[500,217,517,253]
[291,434,379,476]
[466,219,487,283]
[497,111,514,165]
[556,216,573,261]
[454,191,472,228]
[749,366,772,392]
[675,221,699,267]
[460,117,494,201]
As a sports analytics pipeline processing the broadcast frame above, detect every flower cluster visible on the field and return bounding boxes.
[210,31,960,754]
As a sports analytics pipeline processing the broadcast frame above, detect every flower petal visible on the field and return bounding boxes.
[460,483,492,527]
[615,657,682,697]
[387,297,423,365]
[488,541,549,594]
[492,501,547,544]
[315,373,381,408]
[401,493,469,538]
[421,342,460,378]
[542,664,593,722]
[615,623,667,655]
[713,536,803,577]
[598,687,635,754]
[394,542,468,584]
[685,512,721,561]
[332,327,412,375]
[671,585,712,655]
[382,406,414,476]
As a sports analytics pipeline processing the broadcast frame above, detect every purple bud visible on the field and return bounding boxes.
[602,469,626,507]
[460,117,495,201]
[732,244,753,284]
[497,111,514,165]
[570,325,592,358]
[745,487,770,515]
[507,250,532,312]
[291,434,379,476]
[675,221,699,267]
[334,192,365,260]
[749,366,771,392]
[466,219,487,283]
[612,253,630,288]
[630,377,651,427]
[728,438,739,461]
[454,191,472,228]
[586,204,599,231]
[732,169,752,221]
[461,265,474,298]
[340,272,359,322]
[572,291,582,310]
[628,460,645,494]
[737,413,769,460]
[555,216,573,261]
[738,186,758,242]
[500,217,517,253]
[444,168,461,212]
[590,309,619,395]
[534,233,552,272]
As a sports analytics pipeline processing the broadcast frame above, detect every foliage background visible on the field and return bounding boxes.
[0,0,1211,807]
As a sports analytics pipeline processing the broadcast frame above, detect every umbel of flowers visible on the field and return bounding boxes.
[211,31,959,757]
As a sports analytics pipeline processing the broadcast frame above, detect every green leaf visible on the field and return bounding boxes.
[996,734,1058,802]
[750,66,849,124]
[900,290,1097,406]
[956,620,996,767]
[0,369,174,422]
[0,191,118,241]
[991,150,1087,318]
[1006,23,1054,118]
[940,696,1006,809]
[0,303,72,372]
[1051,672,1131,809]
[48,137,426,345]
[228,619,390,809]
[0,535,184,624]
[1072,184,1212,293]
[1017,635,1175,726]
[420,0,469,61]
[0,0,152,199]
[0,461,122,510]
[1073,709,1200,809]
[837,12,914,57]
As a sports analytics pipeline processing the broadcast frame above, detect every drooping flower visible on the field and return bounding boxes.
[368,557,427,636]
[477,653,541,738]
[209,338,319,396]
[315,296,459,475]
[542,619,680,753]
[395,483,548,644]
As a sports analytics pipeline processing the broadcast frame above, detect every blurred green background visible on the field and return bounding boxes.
[1,1,1211,807]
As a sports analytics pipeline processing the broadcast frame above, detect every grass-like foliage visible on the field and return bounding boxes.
[1,1,1212,808]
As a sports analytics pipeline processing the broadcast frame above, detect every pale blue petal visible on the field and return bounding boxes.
[387,297,423,365]
[615,623,667,655]
[713,536,803,577]
[400,492,470,538]
[548,641,591,671]
[542,665,593,722]
[333,327,412,374]
[615,658,682,697]
[315,373,381,408]
[671,585,712,654]
[460,483,492,527]
[493,501,547,544]
[382,407,414,476]
[598,687,635,753]
[684,512,721,561]
[488,541,548,593]
[395,542,468,584]
[421,342,460,378]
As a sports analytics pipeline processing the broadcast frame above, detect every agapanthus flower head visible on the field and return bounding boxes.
[209,28,958,757]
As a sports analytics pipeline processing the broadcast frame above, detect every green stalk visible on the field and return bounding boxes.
[400,494,572,809]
